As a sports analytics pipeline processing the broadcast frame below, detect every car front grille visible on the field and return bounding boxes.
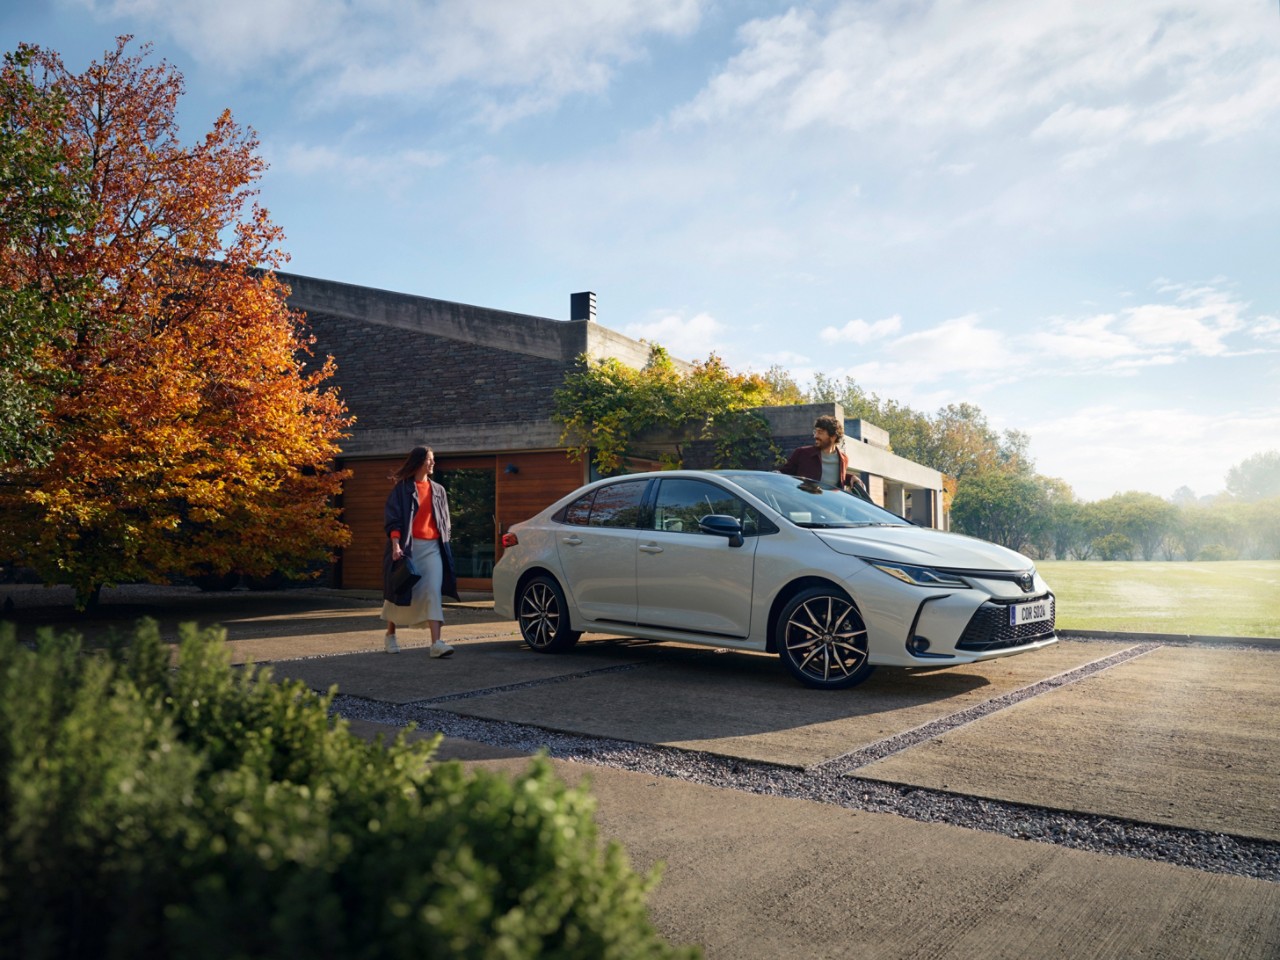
[956,596,1056,652]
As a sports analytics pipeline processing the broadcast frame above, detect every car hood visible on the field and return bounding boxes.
[815,525,1032,571]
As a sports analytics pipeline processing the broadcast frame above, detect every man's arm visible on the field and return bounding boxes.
[778,447,804,476]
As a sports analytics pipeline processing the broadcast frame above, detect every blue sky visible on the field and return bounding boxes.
[5,0,1278,502]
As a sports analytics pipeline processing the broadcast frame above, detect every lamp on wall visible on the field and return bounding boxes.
[504,463,520,474]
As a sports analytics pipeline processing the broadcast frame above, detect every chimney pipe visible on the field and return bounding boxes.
[570,291,596,322]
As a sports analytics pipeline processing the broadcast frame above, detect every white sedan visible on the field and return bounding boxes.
[493,470,1057,690]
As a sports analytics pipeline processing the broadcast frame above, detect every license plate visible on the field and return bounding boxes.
[1010,597,1052,627]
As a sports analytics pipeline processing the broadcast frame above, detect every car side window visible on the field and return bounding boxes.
[560,491,594,526]
[652,479,763,536]
[588,480,647,529]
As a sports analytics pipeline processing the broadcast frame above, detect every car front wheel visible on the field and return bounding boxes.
[776,587,875,690]
[516,575,581,653]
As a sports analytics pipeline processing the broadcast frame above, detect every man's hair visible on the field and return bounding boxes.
[813,415,844,443]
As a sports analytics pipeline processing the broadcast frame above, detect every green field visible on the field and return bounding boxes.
[1038,560,1280,639]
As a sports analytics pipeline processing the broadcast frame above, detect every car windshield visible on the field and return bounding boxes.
[722,472,911,528]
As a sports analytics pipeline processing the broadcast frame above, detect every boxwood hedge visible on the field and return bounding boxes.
[0,620,699,959]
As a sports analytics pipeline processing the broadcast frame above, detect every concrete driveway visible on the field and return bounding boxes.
[5,583,1279,959]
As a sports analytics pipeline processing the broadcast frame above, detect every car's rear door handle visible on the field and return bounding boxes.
[639,543,663,554]
[562,535,583,546]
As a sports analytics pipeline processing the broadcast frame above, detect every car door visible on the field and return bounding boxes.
[635,477,761,637]
[554,478,648,625]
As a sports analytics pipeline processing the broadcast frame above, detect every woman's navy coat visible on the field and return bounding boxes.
[382,478,458,604]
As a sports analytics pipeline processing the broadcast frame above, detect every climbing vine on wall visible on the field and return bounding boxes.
[553,347,782,475]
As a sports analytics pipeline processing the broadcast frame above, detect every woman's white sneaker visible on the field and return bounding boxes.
[430,640,454,658]
[384,632,399,654]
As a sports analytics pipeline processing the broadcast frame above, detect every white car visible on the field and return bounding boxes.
[493,470,1057,690]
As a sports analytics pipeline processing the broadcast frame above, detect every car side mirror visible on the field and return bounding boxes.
[698,514,744,548]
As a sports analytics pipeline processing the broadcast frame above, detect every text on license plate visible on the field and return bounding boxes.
[1010,597,1053,627]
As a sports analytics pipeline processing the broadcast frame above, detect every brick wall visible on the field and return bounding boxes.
[305,309,571,433]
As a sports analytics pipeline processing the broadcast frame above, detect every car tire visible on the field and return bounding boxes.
[516,575,581,653]
[776,586,875,690]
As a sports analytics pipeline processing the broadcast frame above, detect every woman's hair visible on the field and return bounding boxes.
[813,414,844,442]
[390,445,432,482]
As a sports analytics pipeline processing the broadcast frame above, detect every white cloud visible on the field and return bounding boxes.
[623,309,727,360]
[1022,282,1255,374]
[1027,314,1139,364]
[1120,303,1243,357]
[79,0,707,122]
[675,1,1280,150]
[1027,404,1280,501]
[1032,104,1134,143]
[820,314,901,344]
[77,0,343,71]
[1253,315,1280,345]
[270,142,446,188]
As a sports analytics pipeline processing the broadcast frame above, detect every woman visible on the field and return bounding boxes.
[381,445,457,656]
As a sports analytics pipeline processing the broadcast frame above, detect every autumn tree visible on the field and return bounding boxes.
[0,39,351,606]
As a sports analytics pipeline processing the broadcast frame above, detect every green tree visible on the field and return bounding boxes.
[1036,476,1079,559]
[1091,492,1178,561]
[1170,504,1220,561]
[950,470,1048,552]
[1225,450,1280,501]
[0,47,95,467]
[1092,532,1135,561]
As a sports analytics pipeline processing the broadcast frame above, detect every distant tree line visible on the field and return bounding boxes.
[557,361,1280,561]
[763,372,1280,561]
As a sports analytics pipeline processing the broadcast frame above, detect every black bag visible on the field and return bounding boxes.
[390,556,421,594]
[439,540,459,602]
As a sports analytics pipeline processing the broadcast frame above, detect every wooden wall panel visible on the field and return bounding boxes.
[340,458,399,590]
[495,452,586,544]
[338,451,587,589]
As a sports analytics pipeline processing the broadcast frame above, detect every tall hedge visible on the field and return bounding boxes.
[0,620,699,959]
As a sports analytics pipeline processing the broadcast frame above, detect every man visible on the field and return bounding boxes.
[779,414,870,498]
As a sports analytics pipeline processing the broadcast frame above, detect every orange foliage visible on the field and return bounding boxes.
[0,38,351,604]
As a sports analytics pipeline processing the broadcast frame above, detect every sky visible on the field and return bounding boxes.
[4,0,1279,503]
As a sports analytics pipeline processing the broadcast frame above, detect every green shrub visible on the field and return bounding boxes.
[1196,544,1237,561]
[0,620,699,959]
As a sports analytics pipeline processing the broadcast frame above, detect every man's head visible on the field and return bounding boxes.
[812,415,843,452]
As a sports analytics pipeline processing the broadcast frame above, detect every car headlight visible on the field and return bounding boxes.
[863,559,970,588]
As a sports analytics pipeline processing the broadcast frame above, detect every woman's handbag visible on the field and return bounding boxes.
[439,541,459,602]
[390,556,421,594]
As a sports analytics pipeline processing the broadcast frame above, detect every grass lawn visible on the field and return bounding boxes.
[1038,560,1280,639]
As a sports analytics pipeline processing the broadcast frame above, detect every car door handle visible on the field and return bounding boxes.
[561,535,583,546]
[639,543,663,554]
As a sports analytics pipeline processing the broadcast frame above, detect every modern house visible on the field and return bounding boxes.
[281,271,946,591]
